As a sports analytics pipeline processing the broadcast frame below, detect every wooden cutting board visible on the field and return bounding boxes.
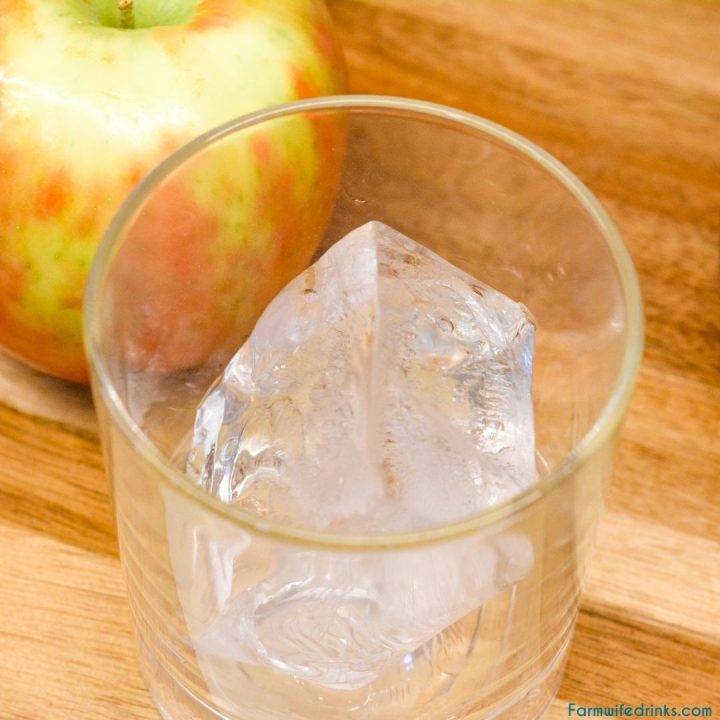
[1,1,719,718]
[0,351,96,434]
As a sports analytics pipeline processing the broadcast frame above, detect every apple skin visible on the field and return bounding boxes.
[0,0,347,382]
[106,107,347,379]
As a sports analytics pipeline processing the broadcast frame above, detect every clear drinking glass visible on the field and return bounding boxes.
[84,96,643,720]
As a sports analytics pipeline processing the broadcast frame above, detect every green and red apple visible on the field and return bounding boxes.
[0,0,346,382]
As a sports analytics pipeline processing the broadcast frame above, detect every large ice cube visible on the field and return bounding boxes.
[180,221,537,691]
[188,221,535,532]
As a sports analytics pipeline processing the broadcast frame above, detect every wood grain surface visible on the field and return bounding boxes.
[1,1,719,718]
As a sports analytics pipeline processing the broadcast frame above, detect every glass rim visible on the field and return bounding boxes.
[84,94,644,550]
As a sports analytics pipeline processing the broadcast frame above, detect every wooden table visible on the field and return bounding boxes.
[1,1,718,718]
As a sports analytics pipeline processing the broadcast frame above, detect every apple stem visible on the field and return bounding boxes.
[118,0,135,29]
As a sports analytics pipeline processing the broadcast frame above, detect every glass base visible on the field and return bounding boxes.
[138,629,570,720]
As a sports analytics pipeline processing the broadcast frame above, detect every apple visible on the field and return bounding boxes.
[0,0,347,382]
